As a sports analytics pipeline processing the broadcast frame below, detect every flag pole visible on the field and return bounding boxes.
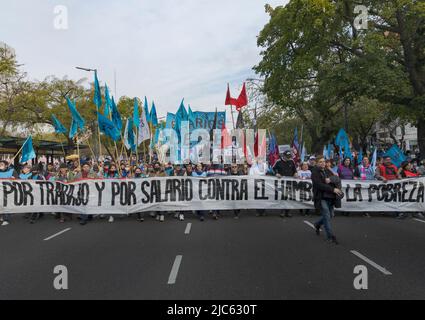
[230,105,236,130]
[85,139,97,163]
[11,140,27,162]
[135,126,139,163]
[76,138,81,169]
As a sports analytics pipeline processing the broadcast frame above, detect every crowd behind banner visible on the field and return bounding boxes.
[0,145,424,226]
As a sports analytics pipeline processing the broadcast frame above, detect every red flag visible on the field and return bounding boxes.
[225,84,239,106]
[234,83,248,111]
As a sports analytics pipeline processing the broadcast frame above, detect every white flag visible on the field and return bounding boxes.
[123,119,131,150]
[138,108,151,144]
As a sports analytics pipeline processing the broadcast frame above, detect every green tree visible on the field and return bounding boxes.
[255,0,424,154]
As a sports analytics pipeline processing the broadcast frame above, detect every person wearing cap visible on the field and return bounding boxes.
[273,150,297,218]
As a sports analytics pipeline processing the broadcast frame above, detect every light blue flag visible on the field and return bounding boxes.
[358,150,363,165]
[20,136,36,163]
[385,145,406,167]
[150,101,158,127]
[104,84,112,117]
[323,145,329,160]
[328,143,334,159]
[51,115,67,134]
[98,112,121,141]
[144,97,150,124]
[150,123,163,150]
[69,119,78,139]
[176,98,188,119]
[133,98,140,129]
[335,128,352,160]
[166,113,176,129]
[111,96,123,132]
[127,118,136,152]
[94,71,102,110]
[66,98,85,130]
[300,144,306,162]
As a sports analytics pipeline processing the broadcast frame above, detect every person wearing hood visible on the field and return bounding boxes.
[0,160,18,226]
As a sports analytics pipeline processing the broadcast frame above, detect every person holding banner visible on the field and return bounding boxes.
[0,160,18,226]
[273,150,297,218]
[250,160,268,217]
[337,158,355,180]
[354,157,375,181]
[133,167,146,222]
[21,165,46,224]
[192,163,207,221]
[50,163,75,223]
[312,155,344,245]
[399,161,419,178]
[297,162,313,217]
[398,161,425,219]
[184,164,194,177]
[74,162,97,226]
[376,156,401,182]
[229,164,243,219]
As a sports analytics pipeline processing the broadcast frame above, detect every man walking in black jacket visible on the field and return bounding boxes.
[312,156,344,244]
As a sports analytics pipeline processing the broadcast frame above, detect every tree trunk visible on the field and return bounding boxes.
[417,118,425,160]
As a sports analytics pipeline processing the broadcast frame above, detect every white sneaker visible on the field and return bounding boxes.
[179,214,184,221]
[108,216,114,223]
[1,221,10,226]
[160,215,165,222]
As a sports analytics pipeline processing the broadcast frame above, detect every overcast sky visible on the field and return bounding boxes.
[1,0,288,118]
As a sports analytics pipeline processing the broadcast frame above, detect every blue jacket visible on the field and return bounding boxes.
[0,168,16,179]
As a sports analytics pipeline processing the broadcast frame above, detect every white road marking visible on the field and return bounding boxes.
[304,221,316,230]
[184,223,192,235]
[413,219,425,224]
[350,250,392,276]
[168,255,183,285]
[43,228,72,241]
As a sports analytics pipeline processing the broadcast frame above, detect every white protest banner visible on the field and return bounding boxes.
[0,177,424,214]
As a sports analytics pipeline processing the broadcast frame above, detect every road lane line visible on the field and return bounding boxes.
[414,219,425,224]
[168,255,183,285]
[304,221,316,230]
[350,251,392,276]
[184,223,192,235]
[43,228,72,241]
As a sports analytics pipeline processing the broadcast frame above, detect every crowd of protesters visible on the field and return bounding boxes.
[0,147,424,227]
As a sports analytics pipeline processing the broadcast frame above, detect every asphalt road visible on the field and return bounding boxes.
[1,211,425,300]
